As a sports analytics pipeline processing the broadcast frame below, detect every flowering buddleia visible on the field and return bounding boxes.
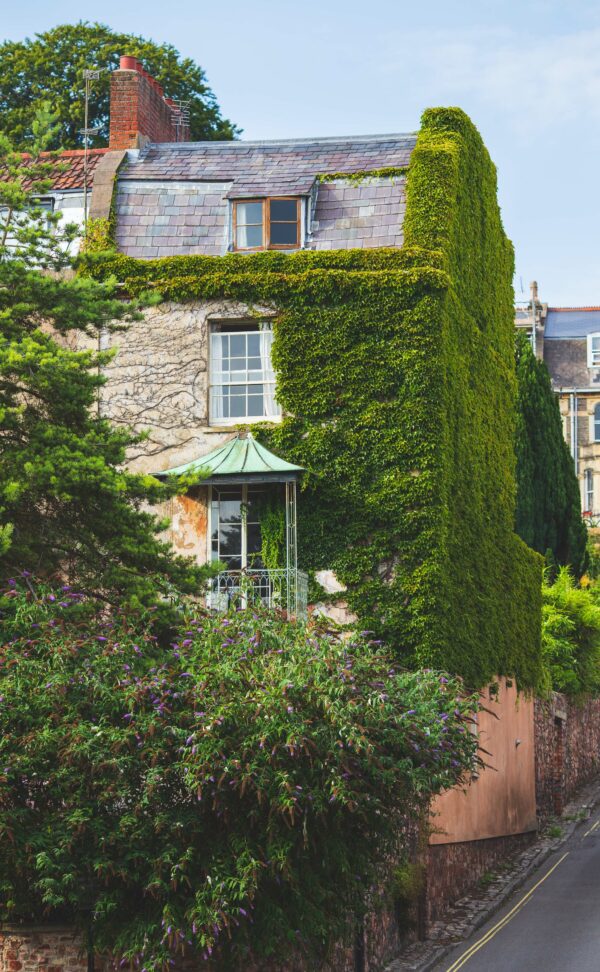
[0,582,479,968]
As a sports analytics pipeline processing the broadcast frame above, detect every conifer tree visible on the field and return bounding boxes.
[0,127,209,604]
[515,333,587,575]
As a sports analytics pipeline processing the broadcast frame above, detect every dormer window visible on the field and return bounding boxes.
[233,198,301,251]
[588,333,600,368]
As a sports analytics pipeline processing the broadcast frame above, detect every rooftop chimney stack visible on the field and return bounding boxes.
[109,55,190,149]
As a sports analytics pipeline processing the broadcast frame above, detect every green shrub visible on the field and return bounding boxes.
[0,581,478,968]
[541,568,600,695]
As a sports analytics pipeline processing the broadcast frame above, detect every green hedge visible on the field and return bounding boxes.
[84,107,542,688]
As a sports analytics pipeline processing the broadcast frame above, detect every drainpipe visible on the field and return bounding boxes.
[569,393,579,475]
[574,393,578,476]
[530,281,538,357]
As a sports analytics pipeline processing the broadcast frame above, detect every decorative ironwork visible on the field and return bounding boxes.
[207,568,308,620]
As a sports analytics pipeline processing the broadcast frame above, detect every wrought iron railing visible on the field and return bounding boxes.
[207,568,308,620]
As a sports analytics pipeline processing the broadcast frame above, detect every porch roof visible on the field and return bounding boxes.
[157,433,304,484]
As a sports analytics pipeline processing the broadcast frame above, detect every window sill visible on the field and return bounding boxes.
[206,416,283,432]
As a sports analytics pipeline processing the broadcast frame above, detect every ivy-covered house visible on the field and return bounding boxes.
[82,57,541,691]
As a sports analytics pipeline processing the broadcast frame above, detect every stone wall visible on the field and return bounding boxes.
[97,300,274,475]
[0,908,401,972]
[0,928,91,972]
[535,693,600,818]
[424,832,535,926]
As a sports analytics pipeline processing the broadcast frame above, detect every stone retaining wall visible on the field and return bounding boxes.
[424,832,535,926]
[0,928,90,972]
[534,693,600,818]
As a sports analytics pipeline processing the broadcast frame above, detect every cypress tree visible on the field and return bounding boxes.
[515,332,587,574]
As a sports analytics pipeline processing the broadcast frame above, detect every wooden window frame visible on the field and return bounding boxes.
[233,197,301,251]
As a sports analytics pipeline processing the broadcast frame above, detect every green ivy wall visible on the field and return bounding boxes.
[86,107,542,688]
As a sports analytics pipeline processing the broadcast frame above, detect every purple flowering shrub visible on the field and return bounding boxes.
[0,581,478,968]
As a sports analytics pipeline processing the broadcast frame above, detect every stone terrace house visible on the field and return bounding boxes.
[83,57,416,621]
[72,56,541,689]
[517,282,600,522]
[10,58,546,964]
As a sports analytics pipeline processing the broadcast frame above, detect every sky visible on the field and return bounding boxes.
[3,0,599,305]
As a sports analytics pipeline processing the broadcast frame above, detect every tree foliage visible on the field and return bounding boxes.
[515,333,587,575]
[0,132,210,607]
[0,22,239,149]
[541,568,600,695]
[0,582,478,967]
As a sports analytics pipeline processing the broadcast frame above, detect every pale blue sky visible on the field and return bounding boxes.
[4,0,599,304]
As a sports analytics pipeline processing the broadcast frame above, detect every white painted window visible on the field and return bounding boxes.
[595,404,600,443]
[584,468,594,514]
[587,333,600,368]
[209,322,280,425]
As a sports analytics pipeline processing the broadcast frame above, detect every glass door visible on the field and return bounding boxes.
[210,486,264,570]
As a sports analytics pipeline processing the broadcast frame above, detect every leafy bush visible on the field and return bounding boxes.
[541,568,600,695]
[0,582,478,968]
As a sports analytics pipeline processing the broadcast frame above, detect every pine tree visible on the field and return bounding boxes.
[515,333,588,575]
[0,126,209,605]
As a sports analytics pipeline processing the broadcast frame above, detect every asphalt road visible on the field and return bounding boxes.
[435,814,600,972]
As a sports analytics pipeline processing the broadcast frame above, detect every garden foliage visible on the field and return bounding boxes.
[542,568,600,695]
[84,108,542,688]
[515,333,587,576]
[0,582,478,967]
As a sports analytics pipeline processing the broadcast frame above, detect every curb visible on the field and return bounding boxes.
[385,776,600,972]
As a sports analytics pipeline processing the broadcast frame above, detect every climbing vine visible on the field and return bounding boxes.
[83,108,542,688]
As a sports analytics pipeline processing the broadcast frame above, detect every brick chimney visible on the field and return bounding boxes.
[109,56,190,149]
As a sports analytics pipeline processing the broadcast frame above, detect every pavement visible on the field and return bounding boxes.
[386,776,600,972]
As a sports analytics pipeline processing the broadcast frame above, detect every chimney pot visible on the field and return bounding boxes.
[119,55,139,71]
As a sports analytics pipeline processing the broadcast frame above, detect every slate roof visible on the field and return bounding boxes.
[19,149,109,192]
[542,309,600,389]
[119,134,416,195]
[115,133,415,258]
[544,308,600,340]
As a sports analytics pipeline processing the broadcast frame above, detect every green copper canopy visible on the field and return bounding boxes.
[156,433,304,484]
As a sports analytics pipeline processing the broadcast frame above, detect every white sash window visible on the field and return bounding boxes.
[209,322,281,424]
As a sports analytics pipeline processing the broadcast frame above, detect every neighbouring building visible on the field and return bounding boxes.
[517,281,600,523]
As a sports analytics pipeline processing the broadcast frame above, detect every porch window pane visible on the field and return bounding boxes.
[247,522,263,567]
